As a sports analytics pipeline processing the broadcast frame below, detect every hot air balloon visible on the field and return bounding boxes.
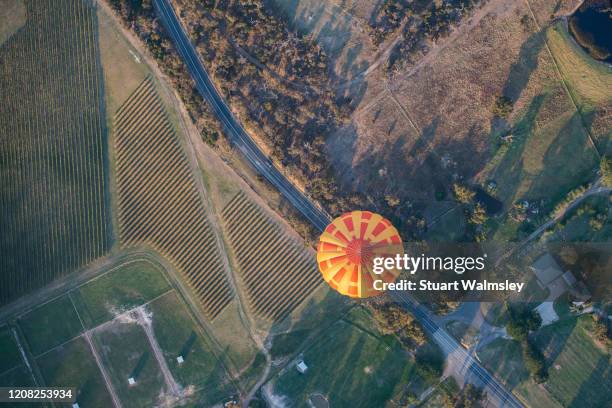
[317,211,403,298]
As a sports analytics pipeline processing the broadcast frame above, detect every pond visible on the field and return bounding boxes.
[474,188,503,215]
[568,0,612,63]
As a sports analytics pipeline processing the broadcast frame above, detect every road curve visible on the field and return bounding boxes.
[153,0,331,232]
[152,1,523,406]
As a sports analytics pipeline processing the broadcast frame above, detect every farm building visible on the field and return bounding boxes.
[128,377,136,385]
[296,360,308,374]
[177,355,184,364]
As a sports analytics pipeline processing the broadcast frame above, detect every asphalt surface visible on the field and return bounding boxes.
[153,1,524,406]
[392,292,524,408]
[153,0,331,232]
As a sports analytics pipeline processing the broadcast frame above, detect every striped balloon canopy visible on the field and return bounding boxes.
[317,211,403,298]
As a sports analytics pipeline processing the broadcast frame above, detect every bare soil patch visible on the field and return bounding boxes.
[0,0,26,46]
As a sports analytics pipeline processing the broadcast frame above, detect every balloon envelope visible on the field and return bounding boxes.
[317,211,403,298]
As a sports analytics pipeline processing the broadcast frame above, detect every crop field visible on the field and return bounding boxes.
[36,337,113,407]
[18,296,83,357]
[1,259,234,405]
[0,0,111,306]
[532,315,611,407]
[149,291,236,405]
[0,365,34,388]
[94,319,166,407]
[222,192,321,321]
[0,325,21,374]
[114,77,233,319]
[479,314,611,408]
[477,338,529,390]
[271,307,424,406]
[70,259,171,327]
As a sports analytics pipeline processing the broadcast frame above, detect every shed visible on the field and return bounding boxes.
[177,355,184,364]
[128,377,136,385]
[562,271,576,286]
[296,360,308,374]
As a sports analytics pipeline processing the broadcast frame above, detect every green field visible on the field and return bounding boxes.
[480,313,611,408]
[269,285,349,358]
[548,195,611,242]
[547,22,611,108]
[0,365,34,388]
[478,338,529,390]
[149,291,234,405]
[533,315,611,407]
[272,307,424,407]
[487,107,598,213]
[71,260,171,327]
[18,296,83,356]
[2,259,237,406]
[0,325,22,374]
[0,0,111,306]
[36,337,113,408]
[94,320,166,408]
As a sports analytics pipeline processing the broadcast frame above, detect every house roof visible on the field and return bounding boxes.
[530,253,563,286]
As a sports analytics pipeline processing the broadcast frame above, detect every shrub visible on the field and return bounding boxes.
[492,95,514,119]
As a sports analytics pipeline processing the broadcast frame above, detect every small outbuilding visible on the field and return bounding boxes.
[128,377,136,386]
[177,355,184,364]
[296,360,308,374]
[562,271,576,287]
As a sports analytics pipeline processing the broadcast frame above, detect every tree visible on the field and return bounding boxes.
[371,303,415,334]
[506,304,541,341]
[469,203,488,224]
[523,339,547,383]
[455,384,486,408]
[592,314,611,345]
[453,183,475,204]
[370,303,427,350]
[601,156,612,187]
[492,95,514,119]
[385,194,401,207]
[414,345,444,383]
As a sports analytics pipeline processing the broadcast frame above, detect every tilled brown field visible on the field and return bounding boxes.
[114,77,232,319]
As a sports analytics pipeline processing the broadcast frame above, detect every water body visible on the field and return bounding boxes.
[475,188,502,215]
[568,0,612,62]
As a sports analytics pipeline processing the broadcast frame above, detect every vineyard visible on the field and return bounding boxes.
[222,192,321,321]
[0,0,111,305]
[114,77,233,319]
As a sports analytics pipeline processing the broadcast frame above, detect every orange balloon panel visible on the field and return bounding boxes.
[317,211,403,298]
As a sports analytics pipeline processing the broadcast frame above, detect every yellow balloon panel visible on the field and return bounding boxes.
[317,211,403,298]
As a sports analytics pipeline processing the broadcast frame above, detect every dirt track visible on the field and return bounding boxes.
[135,306,181,397]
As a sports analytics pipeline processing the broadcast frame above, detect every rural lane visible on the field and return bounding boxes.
[152,1,524,406]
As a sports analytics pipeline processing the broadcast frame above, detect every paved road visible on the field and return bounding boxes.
[153,1,523,406]
[391,292,524,408]
[153,0,331,232]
